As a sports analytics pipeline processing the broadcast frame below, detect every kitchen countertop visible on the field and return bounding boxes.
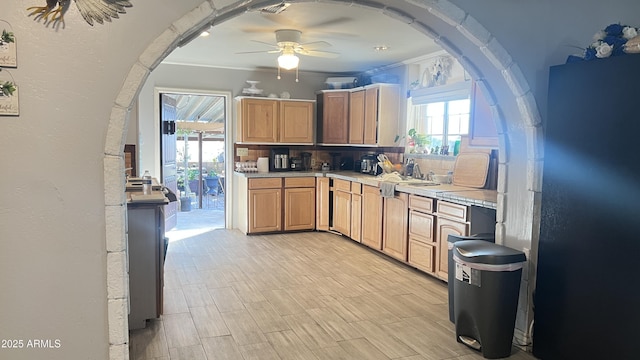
[235,170,497,209]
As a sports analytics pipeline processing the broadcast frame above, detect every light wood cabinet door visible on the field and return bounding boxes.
[361,185,383,250]
[409,210,435,243]
[382,192,409,261]
[469,80,498,147]
[319,91,349,144]
[436,217,469,281]
[280,101,314,143]
[333,190,351,236]
[363,87,379,144]
[284,187,315,231]
[349,90,365,144]
[248,188,281,233]
[351,194,362,242]
[240,98,279,143]
[408,239,436,273]
[316,177,330,231]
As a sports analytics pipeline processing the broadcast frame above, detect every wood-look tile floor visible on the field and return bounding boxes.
[129,230,536,360]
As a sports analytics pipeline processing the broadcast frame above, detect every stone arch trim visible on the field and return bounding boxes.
[102,1,542,357]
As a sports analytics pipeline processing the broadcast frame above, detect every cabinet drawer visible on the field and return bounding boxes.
[408,239,435,273]
[285,177,316,188]
[437,201,468,221]
[351,182,362,194]
[409,210,435,243]
[248,177,282,189]
[333,179,351,192]
[409,195,434,213]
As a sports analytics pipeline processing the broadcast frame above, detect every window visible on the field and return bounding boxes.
[408,81,471,154]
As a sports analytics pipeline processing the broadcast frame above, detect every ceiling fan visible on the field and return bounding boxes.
[237,29,340,74]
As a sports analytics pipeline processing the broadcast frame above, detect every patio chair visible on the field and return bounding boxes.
[205,177,219,208]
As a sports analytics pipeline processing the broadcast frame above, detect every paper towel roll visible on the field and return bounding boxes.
[257,157,269,173]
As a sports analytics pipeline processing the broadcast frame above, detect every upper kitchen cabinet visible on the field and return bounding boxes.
[317,84,401,146]
[468,81,498,148]
[279,100,314,143]
[236,97,315,144]
[363,84,401,146]
[317,90,349,144]
[348,89,365,144]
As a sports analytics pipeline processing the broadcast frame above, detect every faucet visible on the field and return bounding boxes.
[413,163,423,179]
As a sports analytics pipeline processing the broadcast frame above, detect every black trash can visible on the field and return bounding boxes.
[447,233,495,323]
[453,240,526,359]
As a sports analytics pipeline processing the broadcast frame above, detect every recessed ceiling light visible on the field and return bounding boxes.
[374,45,389,51]
[200,30,210,37]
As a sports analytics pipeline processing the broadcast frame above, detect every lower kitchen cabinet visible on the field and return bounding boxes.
[408,240,436,273]
[316,177,330,231]
[382,192,409,261]
[243,177,317,234]
[435,217,468,280]
[333,189,351,236]
[284,187,315,231]
[407,195,437,274]
[351,189,362,242]
[249,187,282,233]
[361,185,383,250]
[332,179,352,237]
[434,200,496,281]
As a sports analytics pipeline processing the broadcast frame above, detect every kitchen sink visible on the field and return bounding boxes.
[398,180,441,186]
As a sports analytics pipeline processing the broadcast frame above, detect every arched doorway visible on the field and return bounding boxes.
[103,1,543,357]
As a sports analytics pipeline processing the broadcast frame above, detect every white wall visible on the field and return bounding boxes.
[2,0,640,358]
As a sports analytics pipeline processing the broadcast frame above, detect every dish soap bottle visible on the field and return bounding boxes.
[142,170,152,195]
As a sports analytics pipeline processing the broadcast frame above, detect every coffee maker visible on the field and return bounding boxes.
[360,154,382,175]
[270,148,290,172]
[300,152,312,171]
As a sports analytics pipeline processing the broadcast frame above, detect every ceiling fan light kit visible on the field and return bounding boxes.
[238,29,340,83]
[277,49,299,70]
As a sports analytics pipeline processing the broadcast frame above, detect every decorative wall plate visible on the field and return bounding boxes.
[0,21,16,68]
[0,69,19,116]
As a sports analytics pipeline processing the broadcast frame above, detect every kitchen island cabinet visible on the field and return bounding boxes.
[382,192,409,261]
[127,197,167,330]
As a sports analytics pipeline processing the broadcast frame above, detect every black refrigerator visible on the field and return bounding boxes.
[534,54,640,359]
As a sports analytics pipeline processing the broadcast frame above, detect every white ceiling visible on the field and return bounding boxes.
[162,2,442,73]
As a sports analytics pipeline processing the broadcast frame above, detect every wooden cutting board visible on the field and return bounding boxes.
[452,152,490,188]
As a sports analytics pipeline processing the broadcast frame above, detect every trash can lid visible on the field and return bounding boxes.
[447,233,495,245]
[454,240,526,265]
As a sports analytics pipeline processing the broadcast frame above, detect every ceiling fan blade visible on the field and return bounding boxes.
[236,50,281,55]
[297,49,340,58]
[250,39,280,48]
[308,17,353,28]
[298,41,332,50]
